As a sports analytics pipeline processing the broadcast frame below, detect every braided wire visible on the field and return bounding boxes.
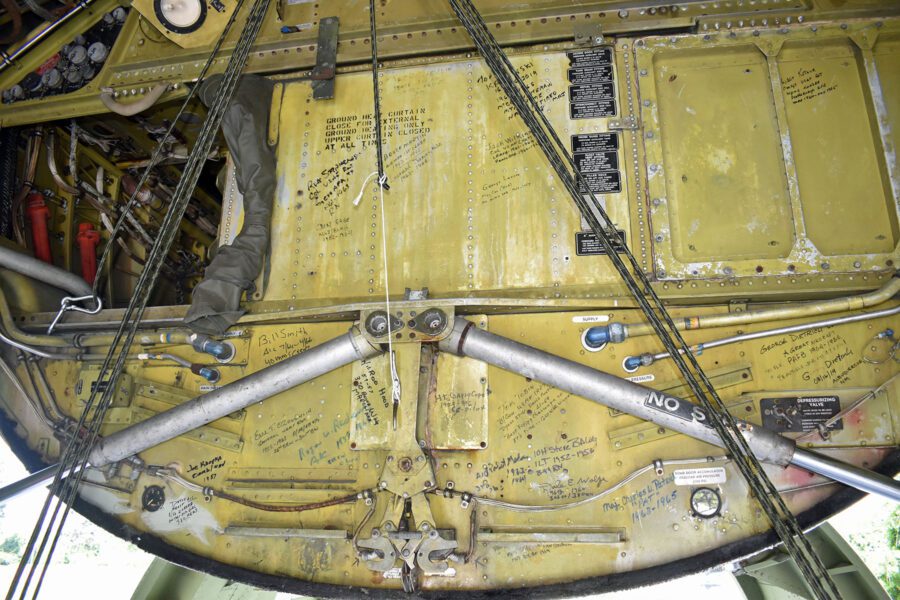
[448,2,840,597]
[6,0,271,597]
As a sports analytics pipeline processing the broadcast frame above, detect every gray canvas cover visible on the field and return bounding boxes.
[183,74,276,335]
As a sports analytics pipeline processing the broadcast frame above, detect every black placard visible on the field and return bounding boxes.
[577,170,621,193]
[569,82,615,102]
[574,151,618,173]
[567,48,613,66]
[568,63,614,84]
[571,133,619,153]
[576,230,627,256]
[570,99,617,119]
[760,396,843,433]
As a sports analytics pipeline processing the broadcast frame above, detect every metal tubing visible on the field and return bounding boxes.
[0,0,93,74]
[791,448,900,502]
[440,318,900,501]
[0,464,70,505]
[0,245,92,298]
[439,318,795,466]
[626,305,900,370]
[88,327,381,467]
[585,275,900,346]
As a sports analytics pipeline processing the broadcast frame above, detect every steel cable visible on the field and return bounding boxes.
[5,0,271,596]
[447,2,840,597]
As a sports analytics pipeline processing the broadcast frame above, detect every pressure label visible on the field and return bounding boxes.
[760,396,843,433]
[568,63,613,84]
[574,150,618,173]
[571,132,619,153]
[575,231,626,256]
[567,48,617,119]
[673,467,727,486]
[577,170,622,193]
[569,99,617,119]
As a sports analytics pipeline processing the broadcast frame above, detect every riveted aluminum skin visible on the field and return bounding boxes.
[89,327,381,467]
[438,317,797,465]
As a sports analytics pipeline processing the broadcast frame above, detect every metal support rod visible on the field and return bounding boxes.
[0,0,94,74]
[88,326,381,467]
[439,317,900,502]
[791,448,900,501]
[0,464,74,505]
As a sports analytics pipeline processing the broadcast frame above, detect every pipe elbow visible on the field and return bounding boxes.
[99,83,169,117]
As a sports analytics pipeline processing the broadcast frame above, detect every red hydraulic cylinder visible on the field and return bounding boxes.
[25,192,52,264]
[77,223,100,284]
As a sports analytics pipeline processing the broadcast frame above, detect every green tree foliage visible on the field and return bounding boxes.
[0,533,23,554]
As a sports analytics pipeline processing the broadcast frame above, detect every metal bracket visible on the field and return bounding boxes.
[311,16,339,100]
[574,22,604,47]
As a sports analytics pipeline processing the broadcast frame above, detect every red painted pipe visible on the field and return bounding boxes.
[25,192,52,264]
[76,223,100,284]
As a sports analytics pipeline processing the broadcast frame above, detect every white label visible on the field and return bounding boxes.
[626,374,655,384]
[199,385,220,392]
[285,0,315,4]
[673,467,727,486]
[572,315,610,323]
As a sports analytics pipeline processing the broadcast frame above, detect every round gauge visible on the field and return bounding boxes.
[87,42,108,64]
[67,45,87,65]
[141,485,166,512]
[153,0,206,34]
[41,69,62,89]
[690,487,722,519]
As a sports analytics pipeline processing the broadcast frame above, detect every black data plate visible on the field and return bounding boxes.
[576,230,626,256]
[574,151,618,173]
[577,170,621,193]
[571,133,619,153]
[567,48,613,66]
[570,100,617,119]
[760,396,843,433]
[569,82,615,102]
[568,64,614,83]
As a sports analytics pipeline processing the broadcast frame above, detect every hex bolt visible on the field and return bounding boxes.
[398,457,413,472]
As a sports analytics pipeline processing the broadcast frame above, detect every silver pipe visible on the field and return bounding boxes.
[791,448,900,502]
[0,0,93,74]
[439,318,795,466]
[0,463,75,505]
[627,305,900,371]
[0,245,92,298]
[88,327,381,467]
[439,318,900,502]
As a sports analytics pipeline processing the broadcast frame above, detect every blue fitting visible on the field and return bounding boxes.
[197,367,221,383]
[623,356,643,371]
[584,326,611,348]
[192,335,235,362]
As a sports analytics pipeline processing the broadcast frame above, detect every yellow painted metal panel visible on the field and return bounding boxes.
[652,45,794,263]
[778,39,897,255]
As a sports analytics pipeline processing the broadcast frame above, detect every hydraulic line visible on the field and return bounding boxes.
[0,245,93,299]
[447,4,842,596]
[438,317,900,502]
[0,0,96,75]
[624,304,900,371]
[586,276,900,347]
[0,288,70,347]
[8,0,269,595]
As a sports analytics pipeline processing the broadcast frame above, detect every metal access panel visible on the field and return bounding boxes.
[635,21,900,280]
[266,46,634,304]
